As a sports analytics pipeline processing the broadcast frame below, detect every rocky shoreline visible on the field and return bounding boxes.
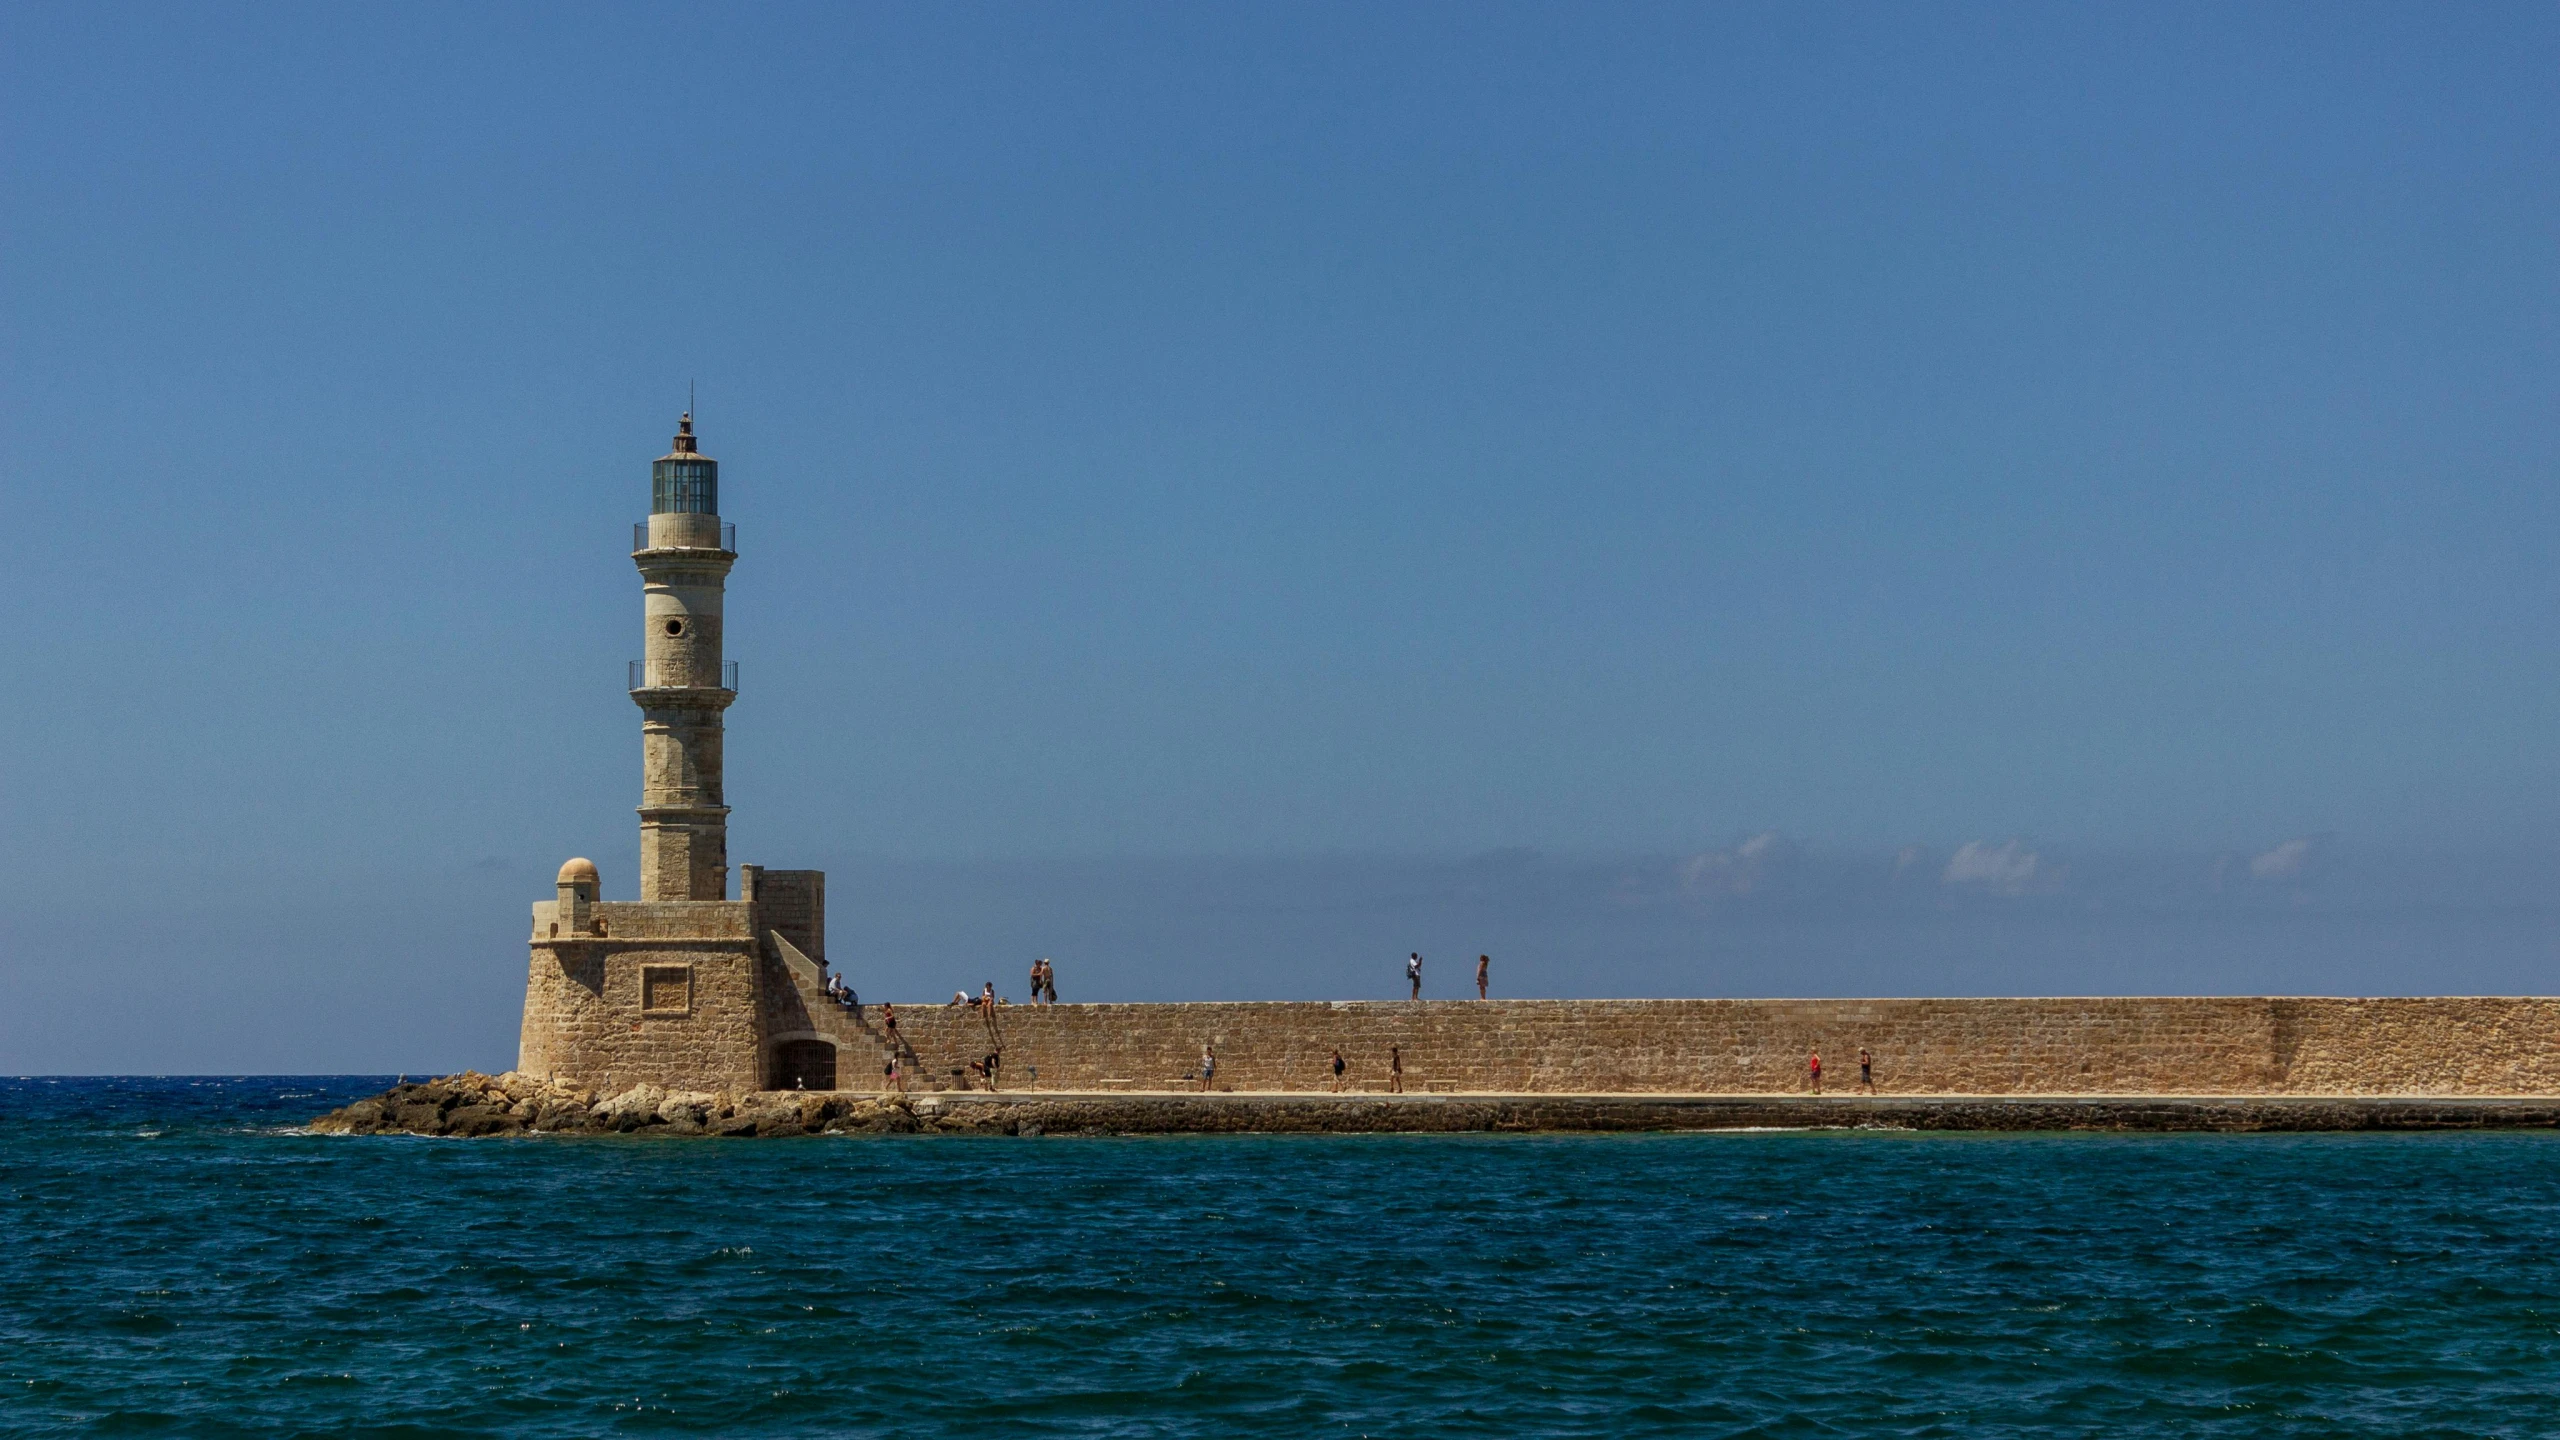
[308,1074,931,1138]
[308,1073,2560,1137]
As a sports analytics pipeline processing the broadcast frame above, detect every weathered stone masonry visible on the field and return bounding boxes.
[850,995,2560,1098]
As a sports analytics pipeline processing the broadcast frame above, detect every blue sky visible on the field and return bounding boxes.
[4,4,2556,1071]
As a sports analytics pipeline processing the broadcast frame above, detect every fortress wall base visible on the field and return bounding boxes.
[854,996,2560,1098]
[312,1078,2560,1137]
[902,1092,2560,1134]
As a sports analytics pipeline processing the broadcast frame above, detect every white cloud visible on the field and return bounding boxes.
[2249,837,2315,880]
[1943,840,2041,896]
[1680,830,1793,896]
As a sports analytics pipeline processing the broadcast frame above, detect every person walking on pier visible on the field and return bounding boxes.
[1029,957,1044,1007]
[1808,1050,1823,1093]
[1389,1044,1405,1093]
[1331,1049,1347,1092]
[1406,953,1422,1000]
[885,1055,904,1093]
[1042,958,1058,1004]
[1198,1044,1217,1092]
[1858,1047,1875,1093]
[1476,954,1489,1001]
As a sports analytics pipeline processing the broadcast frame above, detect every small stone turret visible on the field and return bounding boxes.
[555,858,598,938]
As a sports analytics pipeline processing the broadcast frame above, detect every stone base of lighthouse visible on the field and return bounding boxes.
[519,866,834,1095]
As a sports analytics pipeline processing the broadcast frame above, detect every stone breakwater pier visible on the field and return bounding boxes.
[791,995,2560,1098]
[319,994,2560,1137]
[412,418,2560,1139]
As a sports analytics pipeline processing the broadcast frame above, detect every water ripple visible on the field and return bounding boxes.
[6,1080,2560,1435]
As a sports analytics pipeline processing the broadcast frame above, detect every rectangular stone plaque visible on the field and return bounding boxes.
[641,964,692,1016]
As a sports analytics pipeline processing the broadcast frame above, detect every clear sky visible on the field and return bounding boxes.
[5,4,2557,1072]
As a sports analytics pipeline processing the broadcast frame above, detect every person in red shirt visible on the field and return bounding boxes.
[1809,1050,1823,1093]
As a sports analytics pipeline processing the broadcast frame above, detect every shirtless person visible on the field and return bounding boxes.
[1858,1047,1875,1093]
[1389,1044,1405,1093]
[1476,954,1489,1001]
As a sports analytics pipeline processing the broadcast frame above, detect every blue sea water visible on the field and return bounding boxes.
[6,1078,2560,1436]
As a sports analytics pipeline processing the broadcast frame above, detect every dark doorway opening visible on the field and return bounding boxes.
[772,1039,836,1091]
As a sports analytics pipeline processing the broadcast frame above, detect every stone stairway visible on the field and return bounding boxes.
[769,932,1005,1092]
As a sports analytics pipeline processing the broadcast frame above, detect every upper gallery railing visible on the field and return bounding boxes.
[630,660,739,692]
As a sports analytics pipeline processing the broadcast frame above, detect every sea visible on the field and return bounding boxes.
[5,1077,2560,1437]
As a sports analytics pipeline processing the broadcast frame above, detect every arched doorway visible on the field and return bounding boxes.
[771,1038,837,1091]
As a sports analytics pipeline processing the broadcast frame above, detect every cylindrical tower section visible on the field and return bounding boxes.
[633,413,736,902]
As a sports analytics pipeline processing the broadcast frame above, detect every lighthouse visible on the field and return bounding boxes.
[633,413,737,901]
[520,414,834,1095]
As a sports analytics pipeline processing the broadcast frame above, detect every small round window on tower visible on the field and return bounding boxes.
[664,619,685,637]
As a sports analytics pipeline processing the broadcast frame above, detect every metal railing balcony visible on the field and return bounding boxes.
[634,520,736,552]
[630,659,738,692]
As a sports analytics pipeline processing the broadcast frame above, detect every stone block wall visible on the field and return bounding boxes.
[519,933,765,1095]
[839,996,2560,1097]
[744,870,825,965]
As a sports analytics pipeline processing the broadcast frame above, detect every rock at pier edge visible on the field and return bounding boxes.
[309,1073,937,1137]
[309,1074,2560,1137]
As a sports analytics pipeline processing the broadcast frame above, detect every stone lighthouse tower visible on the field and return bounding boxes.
[634,414,736,901]
[520,413,837,1095]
